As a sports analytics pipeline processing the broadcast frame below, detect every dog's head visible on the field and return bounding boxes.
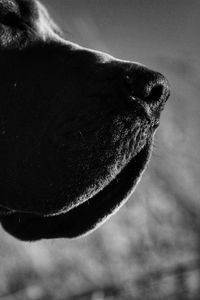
[0,0,170,240]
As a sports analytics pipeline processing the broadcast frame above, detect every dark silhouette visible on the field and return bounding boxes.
[0,0,170,240]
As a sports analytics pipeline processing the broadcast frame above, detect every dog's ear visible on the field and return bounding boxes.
[0,1,20,25]
[0,0,64,48]
[0,1,25,49]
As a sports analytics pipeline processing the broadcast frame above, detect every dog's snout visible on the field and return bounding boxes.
[125,66,170,105]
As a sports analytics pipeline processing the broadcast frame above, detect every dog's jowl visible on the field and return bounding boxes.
[0,0,170,240]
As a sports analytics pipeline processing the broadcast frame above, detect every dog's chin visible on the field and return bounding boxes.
[0,141,152,241]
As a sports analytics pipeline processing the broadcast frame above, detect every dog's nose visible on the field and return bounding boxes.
[125,65,170,105]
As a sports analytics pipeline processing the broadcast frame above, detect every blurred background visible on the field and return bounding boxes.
[0,0,200,299]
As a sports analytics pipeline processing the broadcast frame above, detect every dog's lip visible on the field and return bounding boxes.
[0,141,151,240]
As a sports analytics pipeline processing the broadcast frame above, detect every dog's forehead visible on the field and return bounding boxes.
[35,1,64,39]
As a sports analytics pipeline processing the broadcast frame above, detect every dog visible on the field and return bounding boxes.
[0,0,170,241]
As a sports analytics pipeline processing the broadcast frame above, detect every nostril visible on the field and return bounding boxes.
[124,66,170,107]
[146,84,164,103]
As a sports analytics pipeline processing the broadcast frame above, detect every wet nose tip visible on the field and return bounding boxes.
[126,68,170,104]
